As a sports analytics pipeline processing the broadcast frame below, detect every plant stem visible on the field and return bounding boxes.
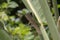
[38,0,60,40]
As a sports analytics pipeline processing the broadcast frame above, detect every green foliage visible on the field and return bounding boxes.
[18,9,30,15]
[1,0,59,40]
[0,0,33,40]
[11,23,31,36]
[58,4,60,8]
[0,1,18,11]
[0,29,12,40]
[8,1,18,8]
[1,2,8,8]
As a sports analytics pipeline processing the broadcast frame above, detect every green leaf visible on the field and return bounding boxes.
[22,9,30,15]
[8,1,18,8]
[0,11,9,21]
[24,32,34,40]
[57,4,60,8]
[11,23,31,38]
[0,29,13,40]
[1,2,8,8]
